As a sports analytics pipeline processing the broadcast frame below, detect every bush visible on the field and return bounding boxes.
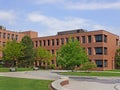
[81,62,97,71]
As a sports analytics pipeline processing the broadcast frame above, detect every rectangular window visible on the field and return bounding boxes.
[116,39,119,46]
[88,47,92,55]
[76,36,80,41]
[56,39,59,46]
[39,40,42,46]
[43,40,46,46]
[66,38,69,43]
[35,41,38,47]
[104,35,107,42]
[52,39,54,46]
[95,34,103,42]
[12,34,14,40]
[95,60,103,67]
[48,40,50,46]
[7,34,10,39]
[95,47,103,55]
[51,60,54,64]
[3,33,6,39]
[0,32,1,38]
[61,38,64,45]
[88,35,91,43]
[82,36,85,43]
[104,60,108,67]
[104,47,107,55]
[15,35,18,40]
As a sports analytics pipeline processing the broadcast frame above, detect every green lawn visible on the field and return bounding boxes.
[61,71,120,77]
[0,68,33,72]
[0,76,51,90]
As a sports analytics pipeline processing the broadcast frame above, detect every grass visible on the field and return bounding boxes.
[0,68,33,72]
[0,76,52,90]
[61,71,120,77]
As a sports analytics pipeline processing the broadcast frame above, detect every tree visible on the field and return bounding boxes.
[2,40,24,67]
[57,39,88,70]
[20,35,34,67]
[34,47,52,68]
[81,62,97,71]
[115,48,120,68]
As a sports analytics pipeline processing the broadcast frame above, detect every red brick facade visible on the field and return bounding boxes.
[0,26,119,70]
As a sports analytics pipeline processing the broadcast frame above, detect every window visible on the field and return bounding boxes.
[39,40,42,46]
[66,38,69,43]
[51,60,54,64]
[82,36,85,43]
[12,34,14,40]
[76,36,80,41]
[95,34,102,42]
[56,39,59,46]
[95,47,103,55]
[0,32,1,38]
[72,37,74,42]
[88,47,92,55]
[116,39,119,46]
[52,39,54,46]
[7,34,10,39]
[104,35,107,42]
[3,33,6,39]
[48,40,50,46]
[104,47,107,55]
[35,41,38,47]
[61,38,64,45]
[104,60,108,67]
[43,40,46,46]
[52,50,54,54]
[15,35,18,40]
[88,35,91,43]
[95,60,103,67]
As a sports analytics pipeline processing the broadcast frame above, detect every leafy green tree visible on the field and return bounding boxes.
[81,62,97,71]
[20,35,34,67]
[34,47,52,68]
[2,40,24,67]
[115,48,120,68]
[57,39,88,70]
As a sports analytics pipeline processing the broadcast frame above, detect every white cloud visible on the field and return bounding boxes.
[0,10,16,24]
[66,1,120,10]
[28,13,109,36]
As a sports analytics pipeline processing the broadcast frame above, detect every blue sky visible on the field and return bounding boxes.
[0,0,120,36]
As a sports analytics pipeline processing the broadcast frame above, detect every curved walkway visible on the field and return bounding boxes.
[0,70,120,90]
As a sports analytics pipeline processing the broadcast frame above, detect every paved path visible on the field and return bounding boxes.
[0,70,120,90]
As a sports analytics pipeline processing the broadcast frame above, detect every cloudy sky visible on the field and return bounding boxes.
[0,0,120,36]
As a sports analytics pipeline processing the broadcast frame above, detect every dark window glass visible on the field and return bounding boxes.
[35,41,38,47]
[95,47,103,55]
[95,34,103,42]
[104,60,108,67]
[51,60,54,64]
[88,47,92,55]
[39,40,42,46]
[48,40,50,46]
[15,35,18,40]
[95,60,103,67]
[43,40,46,46]
[12,34,14,40]
[3,33,6,39]
[76,36,80,41]
[7,34,10,39]
[52,39,54,46]
[104,35,107,42]
[82,36,85,43]
[104,47,107,55]
[56,39,59,46]
[66,38,69,43]
[61,38,64,45]
[88,35,91,43]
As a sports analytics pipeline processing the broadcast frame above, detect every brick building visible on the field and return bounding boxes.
[0,26,119,70]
